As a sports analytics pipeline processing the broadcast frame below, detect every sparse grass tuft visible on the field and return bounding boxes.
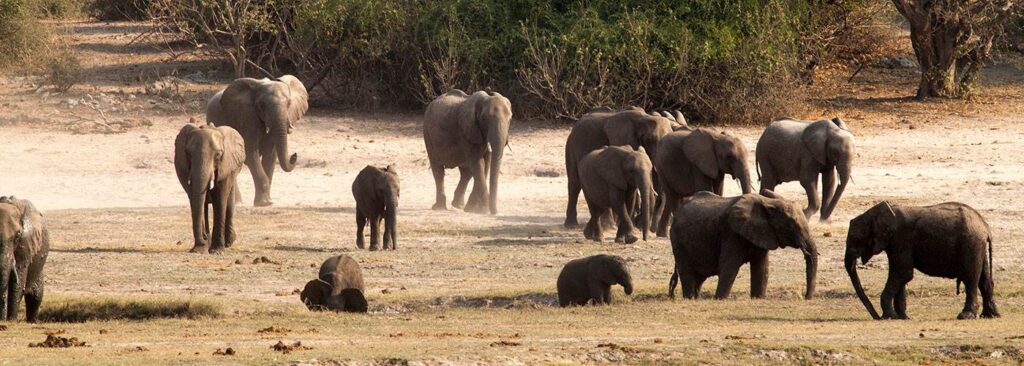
[45,50,83,93]
[37,296,221,322]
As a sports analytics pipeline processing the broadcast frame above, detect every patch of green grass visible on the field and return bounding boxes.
[38,296,221,323]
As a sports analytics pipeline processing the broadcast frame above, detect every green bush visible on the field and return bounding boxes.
[87,0,150,21]
[45,50,83,92]
[0,0,48,67]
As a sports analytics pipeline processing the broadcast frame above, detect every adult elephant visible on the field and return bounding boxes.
[755,117,854,221]
[564,108,674,228]
[423,90,512,215]
[174,124,246,254]
[668,191,818,300]
[653,128,753,237]
[206,75,308,207]
[0,196,49,322]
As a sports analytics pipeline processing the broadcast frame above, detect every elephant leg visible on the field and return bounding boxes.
[799,167,820,218]
[612,190,638,244]
[369,215,382,251]
[259,135,278,203]
[603,286,612,304]
[879,272,908,319]
[24,283,42,323]
[894,286,909,320]
[189,188,210,253]
[749,252,769,299]
[451,166,472,209]
[958,267,982,320]
[680,267,701,299]
[820,168,837,219]
[695,277,707,297]
[587,280,606,305]
[465,157,489,214]
[224,181,237,247]
[565,167,581,228]
[6,267,23,321]
[209,188,229,254]
[243,134,272,207]
[584,201,604,243]
[715,253,745,300]
[656,189,679,237]
[980,263,1000,318]
[430,164,447,210]
[355,209,366,249]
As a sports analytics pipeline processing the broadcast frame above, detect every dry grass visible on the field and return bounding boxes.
[37,295,220,323]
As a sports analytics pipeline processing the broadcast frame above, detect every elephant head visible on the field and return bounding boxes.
[728,191,819,299]
[683,129,754,194]
[459,92,512,215]
[220,75,308,172]
[593,255,634,295]
[0,196,47,321]
[844,201,898,320]
[802,118,855,221]
[604,109,674,164]
[300,279,369,313]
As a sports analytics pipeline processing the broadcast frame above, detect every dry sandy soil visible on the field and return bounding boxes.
[2,21,1024,365]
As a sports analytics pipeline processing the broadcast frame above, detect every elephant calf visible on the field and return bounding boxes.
[301,255,368,313]
[578,145,654,244]
[557,254,633,307]
[174,124,246,254]
[669,191,818,300]
[0,196,49,322]
[352,165,400,251]
[846,201,999,320]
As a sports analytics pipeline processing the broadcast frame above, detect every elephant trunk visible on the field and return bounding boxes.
[735,160,753,194]
[639,182,652,241]
[274,131,296,173]
[802,238,818,300]
[845,252,881,319]
[0,237,11,318]
[486,123,507,215]
[820,162,850,221]
[613,264,634,295]
[385,196,397,249]
[190,158,214,246]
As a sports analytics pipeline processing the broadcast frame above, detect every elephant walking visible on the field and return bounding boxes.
[669,191,818,300]
[174,124,246,254]
[0,196,49,322]
[423,90,512,215]
[564,108,674,228]
[207,75,308,207]
[352,165,400,251]
[845,201,999,320]
[755,117,854,221]
[654,128,753,237]
[578,145,654,244]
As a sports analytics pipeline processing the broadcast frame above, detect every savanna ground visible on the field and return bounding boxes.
[2,20,1024,365]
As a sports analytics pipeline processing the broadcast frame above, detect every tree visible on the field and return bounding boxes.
[150,0,273,78]
[891,0,1015,98]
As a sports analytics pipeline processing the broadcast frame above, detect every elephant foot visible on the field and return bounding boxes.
[190,245,208,254]
[451,199,466,209]
[564,219,579,229]
[254,198,274,207]
[369,245,380,251]
[465,205,488,214]
[982,307,1001,318]
[209,246,227,254]
[617,233,639,244]
[431,202,447,211]
[655,229,668,238]
[957,310,978,320]
[803,207,816,218]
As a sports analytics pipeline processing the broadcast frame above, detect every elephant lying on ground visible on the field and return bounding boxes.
[755,117,854,221]
[669,191,818,300]
[557,254,633,307]
[352,165,400,251]
[564,108,674,228]
[845,201,999,320]
[301,255,368,313]
[0,196,49,322]
[423,90,512,215]
[654,128,754,237]
[175,124,245,254]
[578,145,654,244]
[207,75,308,207]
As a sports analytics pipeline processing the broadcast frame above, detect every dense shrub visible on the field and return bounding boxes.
[34,0,81,18]
[87,0,150,21]
[0,0,48,67]
[45,50,82,92]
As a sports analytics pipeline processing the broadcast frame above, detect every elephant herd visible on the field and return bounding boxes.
[0,75,1000,323]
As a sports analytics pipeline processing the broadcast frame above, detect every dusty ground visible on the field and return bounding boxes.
[2,21,1024,365]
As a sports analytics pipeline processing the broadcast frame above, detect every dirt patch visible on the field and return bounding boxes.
[29,335,87,348]
[258,326,290,334]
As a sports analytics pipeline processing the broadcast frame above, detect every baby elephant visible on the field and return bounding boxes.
[174,124,245,254]
[0,196,49,322]
[557,254,633,307]
[846,201,999,320]
[301,255,368,313]
[578,145,654,244]
[352,165,400,251]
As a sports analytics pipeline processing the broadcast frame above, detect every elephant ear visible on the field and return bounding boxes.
[729,195,779,250]
[458,92,486,145]
[17,199,44,249]
[802,121,831,165]
[215,126,246,176]
[275,75,309,124]
[174,124,199,195]
[603,113,642,147]
[871,201,898,254]
[339,288,369,313]
[300,279,331,311]
[683,129,719,178]
[831,117,849,130]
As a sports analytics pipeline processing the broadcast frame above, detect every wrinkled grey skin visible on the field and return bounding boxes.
[846,201,999,320]
[578,145,654,244]
[755,117,854,221]
[668,191,818,300]
[301,255,368,313]
[0,196,49,322]
[557,254,633,307]
[654,128,754,237]
[564,108,674,228]
[174,124,246,254]
[423,90,512,215]
[207,75,308,207]
[352,165,400,251]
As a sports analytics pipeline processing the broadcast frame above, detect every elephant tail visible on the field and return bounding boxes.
[988,234,994,286]
[956,279,961,295]
[754,155,762,182]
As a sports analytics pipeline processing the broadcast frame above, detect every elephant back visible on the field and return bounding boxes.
[318,255,366,294]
